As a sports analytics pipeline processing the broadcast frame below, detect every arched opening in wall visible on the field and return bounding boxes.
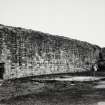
[0,63,5,79]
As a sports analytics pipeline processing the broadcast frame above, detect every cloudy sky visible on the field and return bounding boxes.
[0,0,105,47]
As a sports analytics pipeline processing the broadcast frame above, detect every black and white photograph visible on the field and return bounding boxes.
[0,0,105,105]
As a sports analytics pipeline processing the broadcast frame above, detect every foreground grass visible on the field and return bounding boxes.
[0,75,105,105]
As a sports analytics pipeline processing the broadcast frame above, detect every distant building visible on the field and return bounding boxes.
[0,24,102,79]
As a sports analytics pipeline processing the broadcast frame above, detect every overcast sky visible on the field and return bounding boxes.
[0,0,105,47]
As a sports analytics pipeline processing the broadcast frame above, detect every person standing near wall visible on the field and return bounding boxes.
[93,63,98,77]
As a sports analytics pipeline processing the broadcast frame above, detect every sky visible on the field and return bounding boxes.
[0,0,105,47]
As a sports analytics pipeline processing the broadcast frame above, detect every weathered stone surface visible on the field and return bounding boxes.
[0,24,101,79]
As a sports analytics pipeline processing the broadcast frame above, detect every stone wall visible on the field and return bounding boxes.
[0,24,101,79]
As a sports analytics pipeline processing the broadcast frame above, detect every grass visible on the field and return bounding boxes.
[0,72,105,105]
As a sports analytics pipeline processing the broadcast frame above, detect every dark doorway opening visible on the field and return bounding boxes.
[0,63,5,79]
[97,60,105,71]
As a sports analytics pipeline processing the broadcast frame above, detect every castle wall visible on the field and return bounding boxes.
[0,25,101,79]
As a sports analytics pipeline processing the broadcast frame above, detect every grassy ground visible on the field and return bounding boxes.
[0,73,105,105]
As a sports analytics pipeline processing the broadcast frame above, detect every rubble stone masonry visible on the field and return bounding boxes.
[0,24,101,79]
